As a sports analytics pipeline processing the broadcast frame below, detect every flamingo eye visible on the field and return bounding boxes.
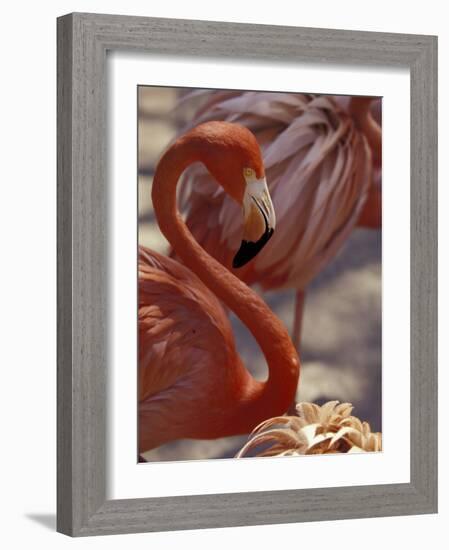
[243,167,256,180]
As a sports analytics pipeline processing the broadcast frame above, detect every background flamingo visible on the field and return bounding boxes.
[174,92,381,348]
[139,121,300,455]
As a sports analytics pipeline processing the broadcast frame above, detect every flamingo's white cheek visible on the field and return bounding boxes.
[243,201,267,242]
[233,176,276,269]
[243,177,276,231]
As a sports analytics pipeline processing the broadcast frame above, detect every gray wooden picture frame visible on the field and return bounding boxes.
[57,12,438,537]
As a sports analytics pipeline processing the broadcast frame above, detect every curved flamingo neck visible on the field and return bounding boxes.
[151,137,300,432]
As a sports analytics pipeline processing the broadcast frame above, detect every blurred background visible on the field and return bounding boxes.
[138,86,382,462]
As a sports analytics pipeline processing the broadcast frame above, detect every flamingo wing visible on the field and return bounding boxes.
[139,246,238,403]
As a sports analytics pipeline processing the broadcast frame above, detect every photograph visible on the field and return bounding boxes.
[137,87,382,463]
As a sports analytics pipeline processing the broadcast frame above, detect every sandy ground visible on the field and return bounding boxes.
[138,87,381,462]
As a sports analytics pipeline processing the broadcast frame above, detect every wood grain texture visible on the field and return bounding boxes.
[56,12,438,536]
[57,13,74,536]
[409,36,438,508]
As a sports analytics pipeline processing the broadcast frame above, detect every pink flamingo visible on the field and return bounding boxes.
[139,121,300,454]
[175,92,381,348]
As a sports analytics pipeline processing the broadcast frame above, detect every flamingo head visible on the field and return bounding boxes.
[187,121,276,268]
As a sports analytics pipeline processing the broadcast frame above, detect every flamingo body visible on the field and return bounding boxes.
[139,247,254,450]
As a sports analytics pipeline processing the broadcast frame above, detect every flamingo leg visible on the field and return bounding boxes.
[292,289,306,352]
[285,290,305,416]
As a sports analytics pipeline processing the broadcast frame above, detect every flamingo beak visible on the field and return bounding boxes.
[233,177,276,268]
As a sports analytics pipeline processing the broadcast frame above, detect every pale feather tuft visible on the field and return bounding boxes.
[236,400,382,457]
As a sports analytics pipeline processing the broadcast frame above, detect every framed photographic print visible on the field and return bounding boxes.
[57,13,437,536]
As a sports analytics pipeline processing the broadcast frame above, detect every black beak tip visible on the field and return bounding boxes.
[232,228,274,269]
